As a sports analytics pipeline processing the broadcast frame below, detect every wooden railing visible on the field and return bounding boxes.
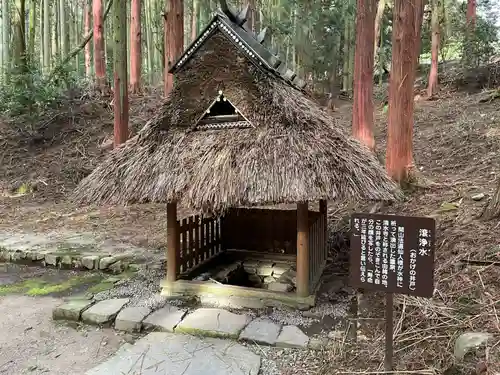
[177,215,222,274]
[175,207,327,294]
[221,208,320,254]
[308,212,327,293]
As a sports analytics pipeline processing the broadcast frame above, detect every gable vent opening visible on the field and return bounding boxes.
[194,91,253,130]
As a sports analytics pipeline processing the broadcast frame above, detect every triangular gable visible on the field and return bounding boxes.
[194,91,253,130]
[169,3,306,91]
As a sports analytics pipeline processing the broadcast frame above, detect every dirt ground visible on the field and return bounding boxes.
[0,295,122,375]
[0,264,126,375]
[0,81,500,373]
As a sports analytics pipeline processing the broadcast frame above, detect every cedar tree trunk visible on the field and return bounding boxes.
[164,0,184,97]
[406,0,425,170]
[190,0,198,41]
[84,0,92,76]
[385,0,419,183]
[113,0,129,146]
[466,0,476,30]
[130,0,142,92]
[247,0,256,32]
[373,0,385,59]
[352,0,377,150]
[93,0,107,89]
[427,0,439,97]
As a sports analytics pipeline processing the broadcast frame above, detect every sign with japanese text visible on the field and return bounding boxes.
[349,213,436,298]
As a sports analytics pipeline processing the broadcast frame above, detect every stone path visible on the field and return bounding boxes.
[53,298,316,350]
[0,230,161,273]
[86,332,261,375]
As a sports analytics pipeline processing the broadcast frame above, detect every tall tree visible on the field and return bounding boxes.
[130,0,141,92]
[342,4,351,92]
[1,0,10,78]
[93,0,107,89]
[12,0,26,73]
[385,0,419,183]
[113,0,129,146]
[413,0,426,67]
[247,0,256,32]
[42,0,50,72]
[466,0,476,30]
[190,0,198,41]
[28,0,36,58]
[373,0,385,59]
[427,0,440,97]
[145,0,154,83]
[84,0,92,76]
[352,0,377,150]
[59,0,68,57]
[52,0,59,59]
[164,0,184,96]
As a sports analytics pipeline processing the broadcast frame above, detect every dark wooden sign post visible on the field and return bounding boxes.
[349,213,436,371]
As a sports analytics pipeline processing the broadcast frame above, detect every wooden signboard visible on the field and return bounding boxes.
[349,213,436,371]
[349,213,436,298]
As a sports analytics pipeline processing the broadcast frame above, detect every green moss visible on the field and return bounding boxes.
[0,283,27,295]
[87,281,115,293]
[16,183,32,195]
[0,274,103,296]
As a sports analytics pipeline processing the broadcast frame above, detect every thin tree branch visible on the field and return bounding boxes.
[48,0,114,81]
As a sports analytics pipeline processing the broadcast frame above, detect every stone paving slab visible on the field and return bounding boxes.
[81,298,129,326]
[175,308,251,339]
[276,325,309,348]
[52,299,95,321]
[115,306,152,333]
[142,305,187,333]
[239,318,281,345]
[85,332,261,375]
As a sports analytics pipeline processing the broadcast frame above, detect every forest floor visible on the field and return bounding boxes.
[0,83,499,374]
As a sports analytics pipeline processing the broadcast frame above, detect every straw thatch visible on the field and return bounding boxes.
[73,31,399,214]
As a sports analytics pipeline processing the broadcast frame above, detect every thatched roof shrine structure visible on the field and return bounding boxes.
[73,1,399,307]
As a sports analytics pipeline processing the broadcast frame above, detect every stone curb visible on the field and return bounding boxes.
[0,245,145,274]
[52,299,335,350]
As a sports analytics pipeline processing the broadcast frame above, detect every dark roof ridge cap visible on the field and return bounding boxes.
[169,8,307,91]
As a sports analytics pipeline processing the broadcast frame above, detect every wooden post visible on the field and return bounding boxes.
[297,202,309,297]
[319,200,327,258]
[166,202,178,282]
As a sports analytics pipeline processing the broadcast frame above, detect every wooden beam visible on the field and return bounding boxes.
[166,202,179,282]
[199,114,242,124]
[160,279,316,308]
[296,202,309,297]
[319,199,327,259]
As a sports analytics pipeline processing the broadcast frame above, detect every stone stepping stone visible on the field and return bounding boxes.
[239,318,281,345]
[276,325,309,348]
[85,332,261,375]
[53,299,94,321]
[81,298,129,326]
[176,308,251,339]
[82,255,100,270]
[142,305,187,333]
[114,306,152,333]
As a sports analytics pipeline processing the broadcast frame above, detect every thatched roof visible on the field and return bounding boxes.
[73,8,399,214]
